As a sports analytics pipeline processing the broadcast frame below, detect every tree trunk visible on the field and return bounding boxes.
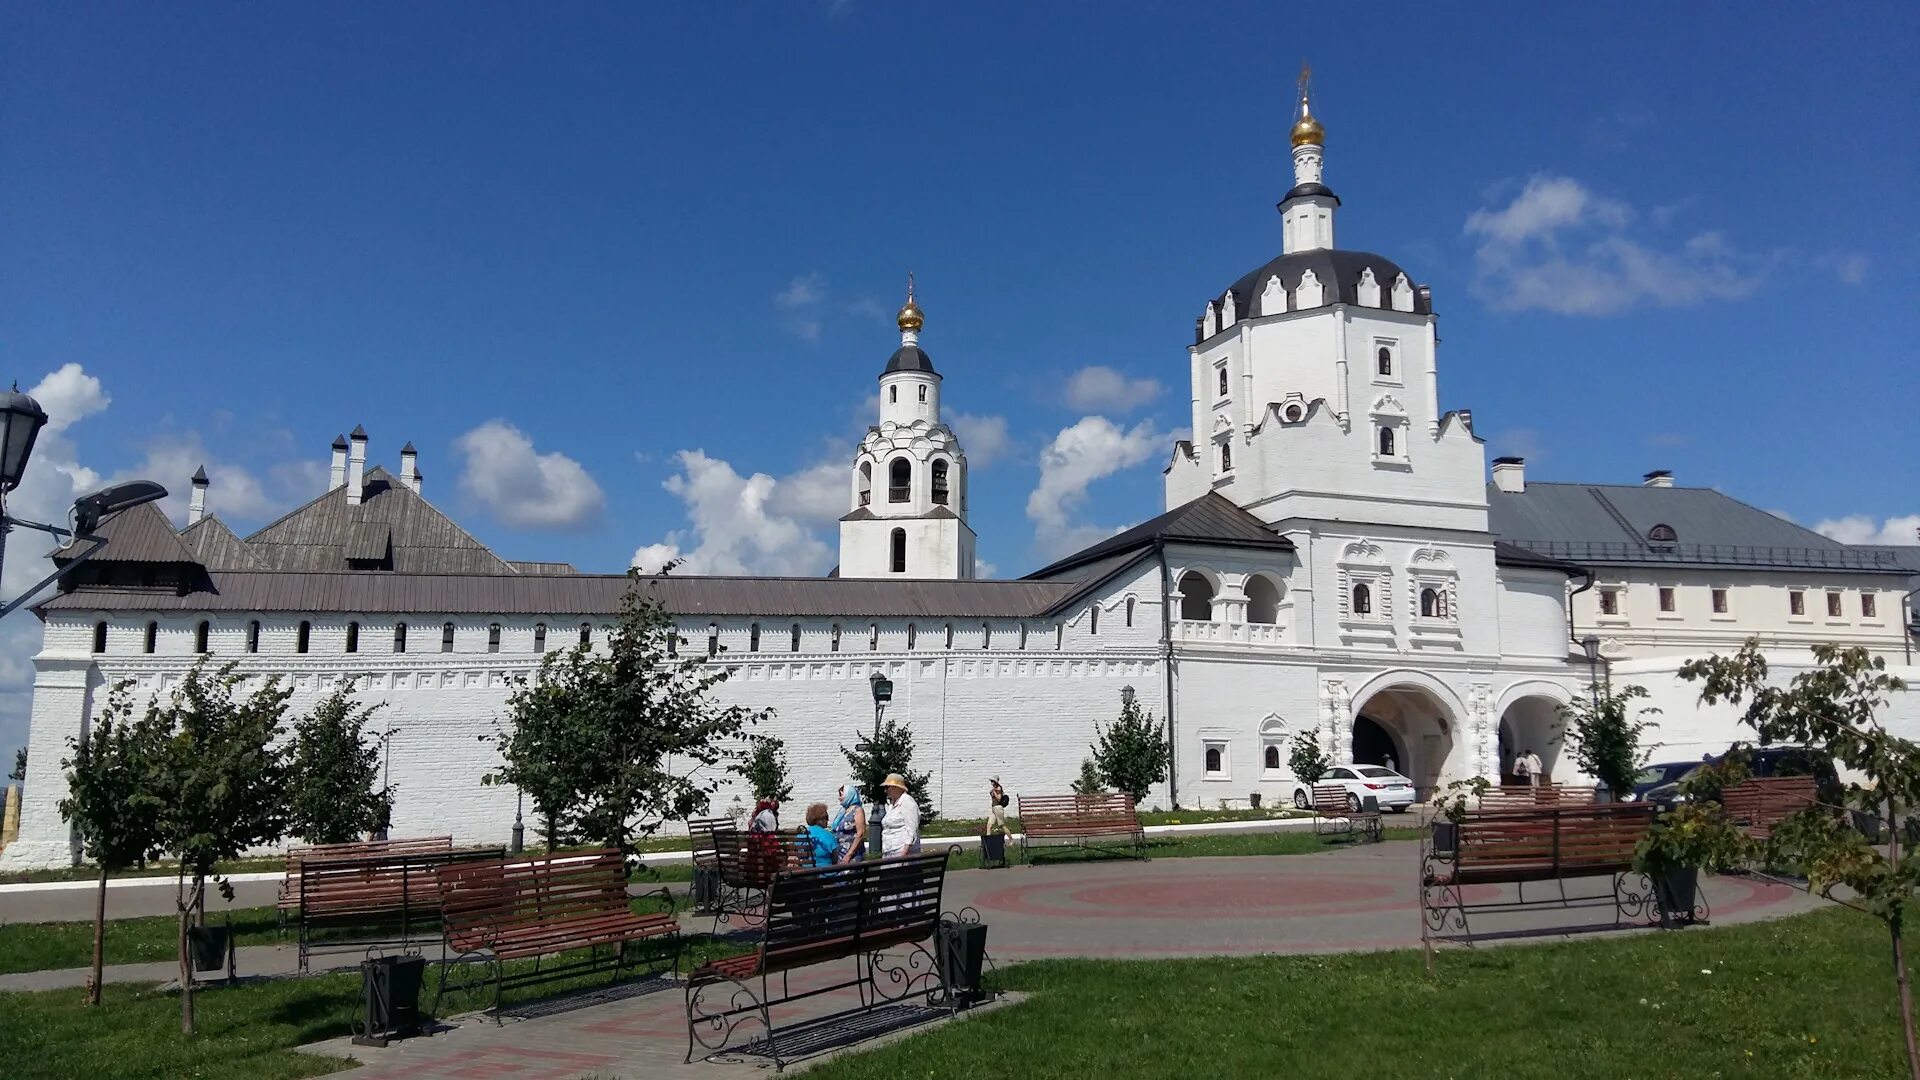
[88,864,107,1006]
[177,869,196,1035]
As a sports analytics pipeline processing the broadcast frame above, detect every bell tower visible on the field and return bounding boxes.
[837,278,977,579]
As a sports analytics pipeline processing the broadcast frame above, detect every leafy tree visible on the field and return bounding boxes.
[742,734,793,803]
[485,570,769,858]
[145,663,292,1034]
[1680,641,1918,1079]
[841,715,936,826]
[1071,756,1104,795]
[285,688,391,845]
[9,746,23,782]
[1557,682,1659,799]
[1090,687,1169,804]
[1289,730,1331,787]
[57,682,167,1006]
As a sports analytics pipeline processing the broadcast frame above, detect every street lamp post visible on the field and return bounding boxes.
[511,790,525,854]
[1580,635,1603,710]
[865,671,893,860]
[0,385,50,591]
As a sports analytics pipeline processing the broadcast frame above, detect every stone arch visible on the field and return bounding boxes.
[1176,569,1218,621]
[1496,679,1575,785]
[1349,669,1469,799]
[1245,572,1284,624]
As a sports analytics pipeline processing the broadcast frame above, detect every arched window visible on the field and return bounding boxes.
[791,623,802,652]
[890,528,907,574]
[1377,346,1392,376]
[888,458,911,503]
[344,621,359,654]
[1246,576,1282,624]
[195,620,211,654]
[1018,624,1028,650]
[487,623,501,653]
[906,623,916,650]
[1420,587,1448,618]
[92,621,108,654]
[393,622,407,654]
[248,620,262,654]
[534,623,547,653]
[943,623,954,648]
[931,460,950,505]
[1178,572,1215,621]
[1205,746,1223,773]
[918,384,927,402]
[441,622,455,653]
[1265,744,1282,771]
[1125,597,1135,627]
[1352,583,1372,616]
[146,621,159,654]
[1648,523,1678,543]
[748,623,760,652]
[708,623,720,656]
[889,385,898,403]
[981,623,992,649]
[295,621,310,654]
[667,628,678,658]
[1217,366,1229,397]
[868,622,879,651]
[858,461,872,507]
[830,623,842,652]
[579,622,592,648]
[1220,441,1232,472]
[1089,606,1099,635]
[1378,426,1395,457]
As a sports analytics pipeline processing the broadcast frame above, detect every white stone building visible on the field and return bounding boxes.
[4,83,1915,868]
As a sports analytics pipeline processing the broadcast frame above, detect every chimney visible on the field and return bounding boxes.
[1643,469,1673,488]
[347,425,368,506]
[187,465,209,525]
[399,441,421,493]
[1491,456,1526,494]
[329,434,348,489]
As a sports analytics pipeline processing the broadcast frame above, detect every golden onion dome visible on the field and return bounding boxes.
[897,274,924,331]
[1291,109,1324,147]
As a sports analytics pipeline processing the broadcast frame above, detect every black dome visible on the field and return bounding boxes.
[1213,249,1430,329]
[884,345,939,376]
[1280,182,1340,203]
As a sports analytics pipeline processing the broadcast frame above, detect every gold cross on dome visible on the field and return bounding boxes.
[1297,62,1312,106]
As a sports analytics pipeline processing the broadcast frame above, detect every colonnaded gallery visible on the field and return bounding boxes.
[6,88,1917,868]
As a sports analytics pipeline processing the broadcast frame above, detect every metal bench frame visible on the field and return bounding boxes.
[1016,793,1146,861]
[1309,784,1382,842]
[708,827,820,933]
[292,844,505,973]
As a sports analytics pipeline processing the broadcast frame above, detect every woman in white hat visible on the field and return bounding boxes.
[879,773,921,857]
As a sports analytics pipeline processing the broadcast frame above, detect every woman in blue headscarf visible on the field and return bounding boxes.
[832,782,867,863]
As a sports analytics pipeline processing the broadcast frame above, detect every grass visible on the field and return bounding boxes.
[808,905,1916,1080]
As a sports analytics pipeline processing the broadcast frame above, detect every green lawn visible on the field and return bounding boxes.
[810,906,1912,1080]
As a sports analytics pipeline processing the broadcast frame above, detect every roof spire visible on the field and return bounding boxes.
[1291,61,1324,147]
[896,271,924,345]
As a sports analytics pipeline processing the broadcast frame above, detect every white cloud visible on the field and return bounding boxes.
[974,558,998,579]
[454,420,605,529]
[111,433,288,525]
[631,450,839,576]
[950,412,1011,468]
[1465,174,1770,315]
[1064,365,1163,413]
[1813,514,1920,547]
[1026,416,1167,558]
[774,273,827,342]
[1821,251,1869,286]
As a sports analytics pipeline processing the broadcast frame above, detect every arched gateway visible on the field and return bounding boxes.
[1349,671,1465,801]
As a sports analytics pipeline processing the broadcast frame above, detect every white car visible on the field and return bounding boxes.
[1291,764,1417,812]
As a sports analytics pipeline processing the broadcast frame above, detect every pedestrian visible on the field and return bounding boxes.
[1383,754,1397,775]
[987,777,1010,837]
[879,773,921,857]
[800,803,839,869]
[832,782,867,863]
[1523,748,1544,788]
[747,796,782,874]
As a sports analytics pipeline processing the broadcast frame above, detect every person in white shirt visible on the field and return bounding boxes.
[879,773,921,857]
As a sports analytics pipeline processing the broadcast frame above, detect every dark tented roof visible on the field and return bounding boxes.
[1489,481,1911,574]
[39,571,1081,618]
[1215,249,1431,325]
[244,467,515,575]
[56,502,198,564]
[179,516,266,570]
[884,345,938,376]
[1027,493,1294,581]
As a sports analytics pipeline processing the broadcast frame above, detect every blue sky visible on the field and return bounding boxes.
[1,4,1916,753]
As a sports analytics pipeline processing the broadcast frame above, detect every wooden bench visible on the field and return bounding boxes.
[708,827,820,931]
[1475,784,1596,812]
[685,851,950,1070]
[1016,793,1146,861]
[1310,784,1383,841]
[1421,803,1659,951]
[285,838,505,972]
[1722,776,1818,842]
[277,835,453,915]
[435,848,679,1018]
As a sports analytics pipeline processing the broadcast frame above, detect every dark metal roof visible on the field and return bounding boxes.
[191,466,208,484]
[1213,249,1431,327]
[331,434,348,450]
[179,516,265,570]
[508,561,580,576]
[884,345,938,376]
[1279,182,1340,203]
[39,570,1081,618]
[56,502,198,564]
[345,522,392,563]
[1492,541,1584,575]
[244,467,515,575]
[1027,493,1293,581]
[1489,481,1911,574]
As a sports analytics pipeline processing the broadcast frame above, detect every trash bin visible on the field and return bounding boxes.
[978,833,1007,868]
[186,921,234,982]
[934,917,989,1006]
[353,952,428,1047]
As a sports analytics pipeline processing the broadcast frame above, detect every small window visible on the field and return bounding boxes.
[1658,587,1676,613]
[1711,589,1729,615]
[1204,745,1224,775]
[890,528,907,574]
[1863,593,1878,619]
[245,620,259,653]
[1419,587,1448,619]
[393,622,407,653]
[1353,583,1372,616]
[944,623,954,648]
[1789,591,1805,616]
[1827,592,1843,618]
[1648,523,1678,543]
[194,620,211,654]
[931,460,949,505]
[579,622,592,647]
[831,624,842,652]
[1600,589,1620,616]
[1125,597,1135,627]
[667,629,678,658]
[144,621,159,654]
[1220,441,1232,472]
[906,623,916,650]
[1018,624,1028,650]
[791,623,802,652]
[1376,345,1392,376]
[1264,745,1281,771]
[917,384,927,402]
[296,621,310,654]
[889,458,911,503]
[1283,403,1304,423]
[533,623,547,653]
[487,623,501,653]
[889,385,898,403]
[748,622,760,651]
[709,623,720,656]
[1089,606,1099,635]
[1378,426,1395,457]
[345,621,359,653]
[442,622,455,653]
[868,623,879,651]
[981,623,992,649]
[1217,365,1229,397]
[92,622,108,654]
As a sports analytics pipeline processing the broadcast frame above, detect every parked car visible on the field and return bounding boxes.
[1640,744,1841,809]
[1627,761,1703,802]
[1291,764,1417,813]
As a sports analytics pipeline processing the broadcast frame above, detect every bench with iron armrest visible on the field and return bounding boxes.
[277,836,454,917]
[435,849,679,1019]
[1474,785,1595,812]
[293,844,504,973]
[1422,803,1663,952]
[1016,793,1146,861]
[708,827,820,932]
[685,851,950,1071]
[687,816,735,915]
[1722,776,1819,843]
[1310,785,1382,841]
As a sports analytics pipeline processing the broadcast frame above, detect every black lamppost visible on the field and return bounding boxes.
[865,670,893,859]
[1580,635,1604,709]
[511,789,525,854]
[0,386,49,592]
